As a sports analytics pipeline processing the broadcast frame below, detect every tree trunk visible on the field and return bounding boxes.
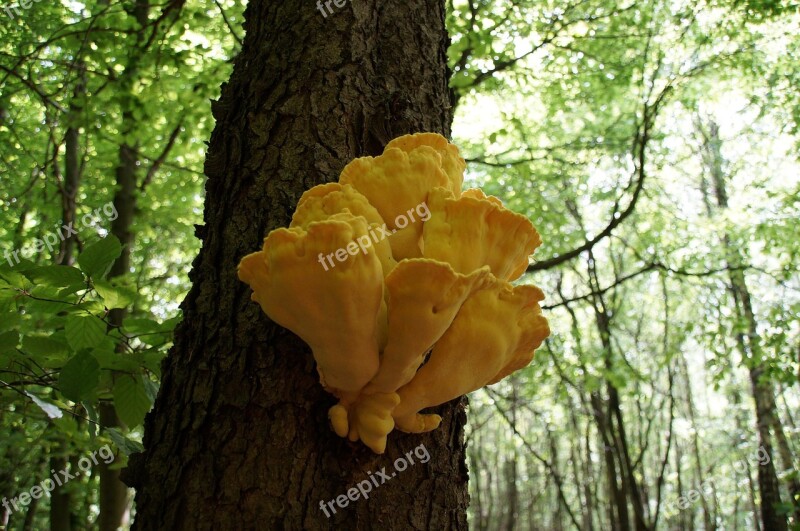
[97,133,138,531]
[58,71,84,266]
[771,414,800,524]
[505,382,518,531]
[50,78,85,530]
[125,1,468,529]
[48,456,72,531]
[587,249,649,531]
[97,0,150,526]
[22,482,39,531]
[700,119,788,531]
[678,350,714,530]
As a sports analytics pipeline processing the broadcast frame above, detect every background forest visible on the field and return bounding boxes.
[1,0,798,529]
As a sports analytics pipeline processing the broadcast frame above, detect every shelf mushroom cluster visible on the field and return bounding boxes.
[238,133,550,454]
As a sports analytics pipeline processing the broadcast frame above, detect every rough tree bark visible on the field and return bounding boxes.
[124,1,469,529]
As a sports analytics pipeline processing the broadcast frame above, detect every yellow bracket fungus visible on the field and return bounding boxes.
[422,186,542,281]
[238,213,383,404]
[340,140,453,260]
[392,279,549,433]
[385,132,466,196]
[290,183,397,276]
[238,133,550,454]
[365,258,492,395]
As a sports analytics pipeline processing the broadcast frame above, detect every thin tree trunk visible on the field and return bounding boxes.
[125,1,468,528]
[504,457,518,531]
[587,250,648,531]
[505,382,518,531]
[49,74,86,531]
[593,390,627,531]
[608,384,648,530]
[583,414,596,531]
[771,414,800,524]
[677,350,714,530]
[50,455,81,531]
[674,441,688,530]
[96,0,151,526]
[22,483,40,531]
[470,438,487,531]
[700,119,787,531]
[746,455,762,531]
[97,122,138,531]
[49,456,72,531]
[548,430,564,531]
[568,396,591,531]
[97,403,129,530]
[58,71,84,265]
[484,447,495,530]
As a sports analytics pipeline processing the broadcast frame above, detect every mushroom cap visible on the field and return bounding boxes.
[339,145,450,260]
[385,132,465,196]
[461,187,503,206]
[392,277,550,433]
[290,183,397,276]
[238,213,383,395]
[366,258,493,394]
[422,187,542,281]
[291,183,385,228]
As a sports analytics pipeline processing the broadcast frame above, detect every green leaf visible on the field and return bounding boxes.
[122,318,162,336]
[136,348,167,376]
[65,314,107,351]
[123,317,174,347]
[83,401,99,439]
[0,311,20,332]
[105,427,144,456]
[78,236,122,279]
[22,335,70,358]
[76,300,109,315]
[59,351,100,402]
[0,269,32,290]
[142,378,159,403]
[25,392,63,419]
[23,285,76,314]
[92,346,140,372]
[93,280,136,309]
[0,330,19,353]
[113,375,152,428]
[25,265,85,288]
[0,297,17,318]
[0,283,18,303]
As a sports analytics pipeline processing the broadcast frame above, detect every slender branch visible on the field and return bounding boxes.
[212,0,243,46]
[528,84,672,272]
[140,118,184,191]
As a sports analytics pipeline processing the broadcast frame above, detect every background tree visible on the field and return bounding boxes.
[1,0,241,528]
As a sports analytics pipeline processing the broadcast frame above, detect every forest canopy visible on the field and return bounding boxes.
[0,0,798,529]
